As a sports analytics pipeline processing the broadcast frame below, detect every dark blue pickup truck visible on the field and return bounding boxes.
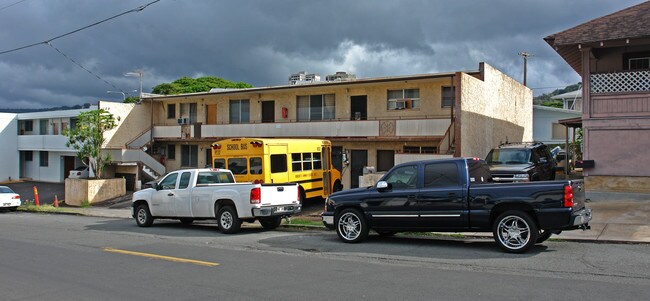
[322,157,592,253]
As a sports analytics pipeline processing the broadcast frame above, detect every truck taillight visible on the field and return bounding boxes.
[12,195,20,199]
[563,185,574,208]
[250,187,261,204]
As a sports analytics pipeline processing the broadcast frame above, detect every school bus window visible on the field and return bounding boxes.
[250,157,262,174]
[270,154,287,173]
[228,158,247,174]
[302,153,312,171]
[313,152,322,170]
[214,158,225,169]
[291,153,302,171]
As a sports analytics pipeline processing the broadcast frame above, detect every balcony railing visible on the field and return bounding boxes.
[591,70,650,94]
[152,117,451,140]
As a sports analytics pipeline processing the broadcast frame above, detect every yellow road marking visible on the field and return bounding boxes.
[103,248,220,267]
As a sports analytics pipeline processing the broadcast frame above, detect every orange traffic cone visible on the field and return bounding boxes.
[53,195,59,208]
[33,186,40,206]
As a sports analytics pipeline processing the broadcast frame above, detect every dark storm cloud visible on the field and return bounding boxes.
[0,0,643,109]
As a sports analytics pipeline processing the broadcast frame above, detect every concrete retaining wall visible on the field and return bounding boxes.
[65,178,126,206]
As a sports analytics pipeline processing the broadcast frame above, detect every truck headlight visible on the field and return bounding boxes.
[513,174,529,180]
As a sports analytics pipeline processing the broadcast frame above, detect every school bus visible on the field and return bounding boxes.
[211,138,343,201]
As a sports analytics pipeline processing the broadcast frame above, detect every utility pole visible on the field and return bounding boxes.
[518,51,533,86]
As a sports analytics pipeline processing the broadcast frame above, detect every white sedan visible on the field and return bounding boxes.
[0,186,21,211]
[69,166,90,179]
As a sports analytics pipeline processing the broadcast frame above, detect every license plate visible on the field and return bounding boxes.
[3,203,10,206]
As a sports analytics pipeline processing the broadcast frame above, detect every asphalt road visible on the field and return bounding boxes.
[1,212,649,301]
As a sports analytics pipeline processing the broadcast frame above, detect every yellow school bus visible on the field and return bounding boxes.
[211,138,343,200]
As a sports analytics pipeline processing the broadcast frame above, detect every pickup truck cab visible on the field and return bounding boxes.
[322,158,591,253]
[132,168,300,234]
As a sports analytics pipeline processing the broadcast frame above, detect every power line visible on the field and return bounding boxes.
[47,42,124,93]
[0,0,28,12]
[0,0,161,55]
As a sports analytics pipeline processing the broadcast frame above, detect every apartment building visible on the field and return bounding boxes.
[132,62,531,189]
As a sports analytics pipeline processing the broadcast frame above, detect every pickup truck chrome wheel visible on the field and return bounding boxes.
[217,206,242,234]
[135,204,154,227]
[336,208,369,243]
[493,210,538,253]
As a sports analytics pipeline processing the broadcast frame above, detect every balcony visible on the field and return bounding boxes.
[589,71,650,118]
[152,117,451,140]
[18,135,72,151]
[590,70,650,94]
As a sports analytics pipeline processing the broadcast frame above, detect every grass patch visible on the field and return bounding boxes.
[285,218,324,227]
[18,204,66,213]
[80,200,91,208]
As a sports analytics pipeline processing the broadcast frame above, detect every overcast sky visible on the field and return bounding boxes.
[0,0,643,109]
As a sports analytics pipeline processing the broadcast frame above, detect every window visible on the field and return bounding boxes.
[297,94,335,121]
[291,153,302,171]
[52,121,59,135]
[229,99,250,124]
[39,151,48,167]
[40,120,48,135]
[159,173,178,190]
[25,151,33,161]
[213,158,225,169]
[468,160,492,184]
[623,51,650,70]
[383,165,418,189]
[227,158,247,174]
[552,123,567,140]
[442,86,455,108]
[167,104,176,119]
[403,146,437,154]
[167,144,176,160]
[250,157,262,174]
[270,154,287,173]
[24,120,33,132]
[302,153,313,171]
[180,103,197,123]
[178,172,191,189]
[181,145,198,167]
[312,152,322,170]
[424,162,459,188]
[387,89,419,110]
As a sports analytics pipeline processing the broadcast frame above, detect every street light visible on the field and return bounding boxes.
[125,71,143,99]
[107,90,126,100]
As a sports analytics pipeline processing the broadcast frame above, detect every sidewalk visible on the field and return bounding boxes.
[31,200,650,244]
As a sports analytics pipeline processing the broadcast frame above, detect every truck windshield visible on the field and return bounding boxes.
[196,171,235,185]
[486,149,531,164]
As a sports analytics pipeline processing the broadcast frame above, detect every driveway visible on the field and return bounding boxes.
[3,181,65,205]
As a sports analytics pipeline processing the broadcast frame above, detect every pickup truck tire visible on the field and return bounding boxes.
[336,208,369,243]
[217,206,242,234]
[135,204,154,227]
[259,217,282,230]
[179,218,194,225]
[493,210,538,253]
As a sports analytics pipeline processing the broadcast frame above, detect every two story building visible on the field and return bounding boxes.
[545,1,650,196]
[134,62,532,189]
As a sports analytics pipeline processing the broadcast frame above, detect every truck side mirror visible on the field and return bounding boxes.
[156,184,162,191]
[376,181,390,191]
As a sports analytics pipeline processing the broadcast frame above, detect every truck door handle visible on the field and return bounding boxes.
[167,193,174,196]
[448,193,457,197]
[408,195,416,199]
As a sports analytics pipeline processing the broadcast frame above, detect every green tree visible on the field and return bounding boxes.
[151,76,253,95]
[124,96,139,103]
[63,109,118,179]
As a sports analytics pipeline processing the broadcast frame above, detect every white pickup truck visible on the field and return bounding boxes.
[131,168,301,234]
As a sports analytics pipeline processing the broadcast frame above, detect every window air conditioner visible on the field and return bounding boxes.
[177,118,189,124]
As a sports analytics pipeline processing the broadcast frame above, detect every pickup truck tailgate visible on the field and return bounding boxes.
[570,180,587,210]
[260,183,300,206]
